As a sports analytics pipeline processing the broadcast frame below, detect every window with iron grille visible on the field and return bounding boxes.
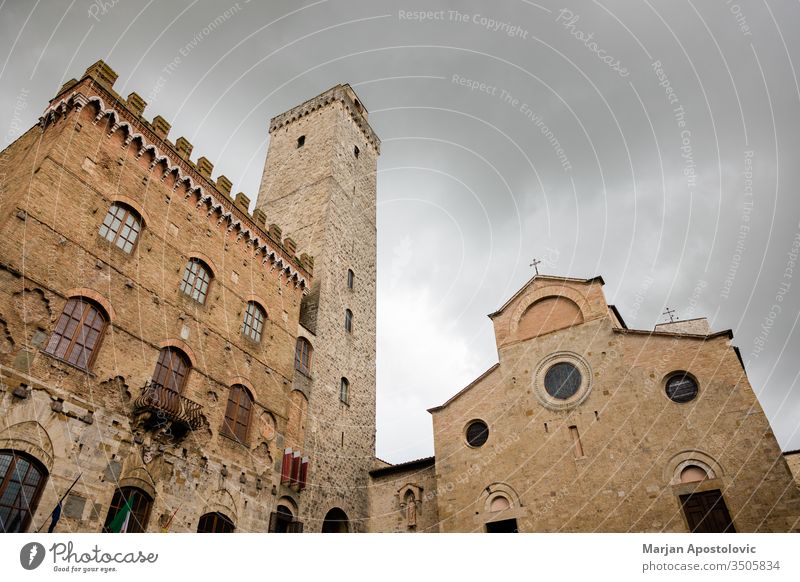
[295,337,312,375]
[43,298,107,370]
[221,384,253,443]
[179,259,212,304]
[0,450,48,533]
[102,487,152,533]
[242,301,266,342]
[197,512,235,533]
[152,347,190,392]
[98,203,142,253]
[344,309,353,333]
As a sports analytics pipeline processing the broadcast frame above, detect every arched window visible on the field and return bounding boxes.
[221,384,253,443]
[344,309,353,333]
[151,347,190,392]
[269,503,303,532]
[179,258,212,304]
[197,512,235,533]
[296,135,305,148]
[242,301,266,342]
[339,377,349,405]
[295,337,312,375]
[0,450,48,533]
[347,269,354,290]
[43,297,108,370]
[321,507,350,533]
[102,487,152,533]
[99,202,142,253]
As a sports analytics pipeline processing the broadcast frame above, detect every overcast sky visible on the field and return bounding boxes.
[1,0,799,463]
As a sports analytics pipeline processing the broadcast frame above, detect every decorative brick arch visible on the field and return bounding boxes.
[228,375,256,395]
[107,194,153,227]
[63,287,116,321]
[664,450,724,485]
[478,482,522,513]
[117,450,157,499]
[157,338,197,367]
[184,250,218,279]
[0,421,55,472]
[242,294,269,317]
[202,488,238,523]
[508,285,591,339]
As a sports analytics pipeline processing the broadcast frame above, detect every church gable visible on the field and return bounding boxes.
[489,275,608,348]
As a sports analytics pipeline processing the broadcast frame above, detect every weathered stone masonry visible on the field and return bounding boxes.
[0,60,318,533]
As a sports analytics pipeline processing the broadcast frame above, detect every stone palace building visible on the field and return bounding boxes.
[0,61,798,533]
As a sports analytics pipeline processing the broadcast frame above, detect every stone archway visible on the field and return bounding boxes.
[321,507,349,533]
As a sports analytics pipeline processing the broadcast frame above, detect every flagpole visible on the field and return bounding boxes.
[35,473,82,533]
[162,504,181,532]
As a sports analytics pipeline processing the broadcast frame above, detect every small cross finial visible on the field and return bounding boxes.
[662,307,677,323]
[530,258,541,276]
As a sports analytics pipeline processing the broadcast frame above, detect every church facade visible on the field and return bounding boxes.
[368,276,800,532]
[0,60,797,533]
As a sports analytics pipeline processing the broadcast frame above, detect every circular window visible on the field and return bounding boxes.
[533,352,592,411]
[665,373,698,403]
[465,420,489,447]
[544,362,582,400]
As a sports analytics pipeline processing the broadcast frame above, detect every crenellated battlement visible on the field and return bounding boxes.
[42,60,314,285]
[268,83,380,154]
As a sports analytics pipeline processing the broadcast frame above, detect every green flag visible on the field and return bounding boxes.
[108,496,134,533]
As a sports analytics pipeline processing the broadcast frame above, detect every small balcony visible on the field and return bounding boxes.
[132,380,203,437]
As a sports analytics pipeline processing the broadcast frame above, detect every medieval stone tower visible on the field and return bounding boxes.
[256,85,379,532]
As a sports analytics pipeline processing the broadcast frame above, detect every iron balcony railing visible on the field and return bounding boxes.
[133,380,203,431]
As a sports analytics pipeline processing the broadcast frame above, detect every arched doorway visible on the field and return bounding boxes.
[321,507,349,533]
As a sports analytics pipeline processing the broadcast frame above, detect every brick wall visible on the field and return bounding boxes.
[0,66,313,533]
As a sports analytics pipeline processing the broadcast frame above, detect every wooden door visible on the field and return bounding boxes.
[679,489,736,533]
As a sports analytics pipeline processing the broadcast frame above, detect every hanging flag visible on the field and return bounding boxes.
[47,502,62,533]
[36,473,81,533]
[108,496,134,533]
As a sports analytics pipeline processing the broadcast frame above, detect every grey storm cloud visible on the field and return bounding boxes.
[1,0,798,462]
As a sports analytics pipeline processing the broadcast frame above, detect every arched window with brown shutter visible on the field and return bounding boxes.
[151,347,190,392]
[221,384,253,443]
[43,297,108,370]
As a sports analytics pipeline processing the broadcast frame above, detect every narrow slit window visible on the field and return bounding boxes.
[569,425,584,458]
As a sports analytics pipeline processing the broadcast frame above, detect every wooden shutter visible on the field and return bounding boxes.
[290,452,301,489]
[280,449,292,485]
[268,511,279,533]
[299,457,309,491]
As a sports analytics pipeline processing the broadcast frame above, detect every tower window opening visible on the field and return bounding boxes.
[297,135,305,148]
